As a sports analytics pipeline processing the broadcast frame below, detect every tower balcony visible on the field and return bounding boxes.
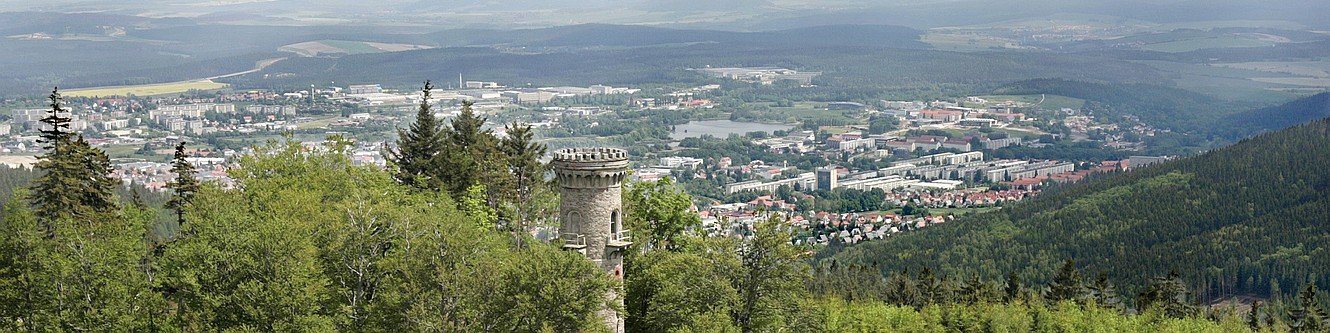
[607,229,632,249]
[560,233,587,253]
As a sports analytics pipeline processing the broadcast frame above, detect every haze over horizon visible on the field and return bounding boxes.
[1,0,1327,30]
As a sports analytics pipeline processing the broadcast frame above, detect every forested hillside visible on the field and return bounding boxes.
[829,117,1330,302]
[232,44,1163,91]
[1219,92,1330,139]
[992,78,1239,133]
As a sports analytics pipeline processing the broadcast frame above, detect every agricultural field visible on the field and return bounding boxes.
[1213,60,1330,78]
[1250,77,1330,87]
[279,40,433,57]
[63,80,229,98]
[1136,34,1279,52]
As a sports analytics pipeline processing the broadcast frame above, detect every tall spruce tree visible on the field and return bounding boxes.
[1046,259,1084,303]
[1086,273,1121,309]
[439,100,511,210]
[1003,272,1024,303]
[499,121,547,227]
[387,81,445,191]
[1291,285,1328,332]
[166,142,200,226]
[28,88,103,236]
[1136,270,1196,318]
[71,135,118,213]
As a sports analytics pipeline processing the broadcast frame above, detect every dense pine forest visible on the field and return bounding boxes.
[827,116,1330,305]
[3,86,1329,331]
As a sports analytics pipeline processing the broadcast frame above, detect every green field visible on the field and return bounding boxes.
[1138,36,1276,53]
[318,40,386,54]
[763,102,857,124]
[64,80,228,98]
[1250,77,1330,87]
[1215,60,1330,78]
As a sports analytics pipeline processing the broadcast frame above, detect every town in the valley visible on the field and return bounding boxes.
[0,68,1172,245]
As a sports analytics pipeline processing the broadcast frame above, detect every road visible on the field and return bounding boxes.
[207,57,287,80]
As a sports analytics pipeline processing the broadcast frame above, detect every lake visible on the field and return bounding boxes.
[669,120,794,140]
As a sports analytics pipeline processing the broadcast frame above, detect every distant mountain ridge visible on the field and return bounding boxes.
[1219,92,1330,138]
[421,24,925,50]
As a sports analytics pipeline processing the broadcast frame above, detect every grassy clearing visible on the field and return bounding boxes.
[295,116,342,130]
[64,80,228,98]
[764,102,857,124]
[1213,61,1330,78]
[318,40,386,54]
[1139,36,1275,52]
[974,94,1086,110]
[1250,77,1330,87]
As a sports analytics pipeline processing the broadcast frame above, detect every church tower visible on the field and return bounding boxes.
[551,147,630,333]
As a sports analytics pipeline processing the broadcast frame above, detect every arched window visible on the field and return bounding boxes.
[564,211,582,235]
[610,209,621,238]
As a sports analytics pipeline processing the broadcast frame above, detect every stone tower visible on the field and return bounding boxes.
[551,147,630,333]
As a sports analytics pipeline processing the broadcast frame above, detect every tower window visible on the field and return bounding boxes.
[610,209,621,238]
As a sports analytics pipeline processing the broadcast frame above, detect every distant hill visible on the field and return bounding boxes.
[993,78,1237,133]
[420,24,926,50]
[827,116,1330,301]
[1218,92,1330,138]
[993,79,1330,140]
[228,36,1165,92]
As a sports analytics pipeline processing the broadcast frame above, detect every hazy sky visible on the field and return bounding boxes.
[0,0,1326,30]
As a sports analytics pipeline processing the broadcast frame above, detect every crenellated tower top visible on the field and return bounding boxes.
[551,147,629,189]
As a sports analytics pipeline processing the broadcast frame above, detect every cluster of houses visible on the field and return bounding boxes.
[884,188,1035,209]
[791,212,954,245]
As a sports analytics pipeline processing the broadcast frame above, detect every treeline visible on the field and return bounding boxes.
[993,78,1239,134]
[808,260,1330,332]
[227,42,1167,93]
[992,79,1330,145]
[1218,92,1330,140]
[827,117,1330,303]
[0,87,609,331]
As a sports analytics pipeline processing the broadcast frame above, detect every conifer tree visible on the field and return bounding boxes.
[71,135,118,213]
[387,81,445,191]
[30,88,75,229]
[885,270,923,308]
[1087,273,1121,309]
[959,276,997,304]
[130,188,147,210]
[166,142,200,226]
[1136,270,1196,318]
[916,268,954,305]
[499,121,547,227]
[439,100,511,210]
[1290,285,1328,332]
[1003,273,1023,303]
[1046,259,1083,302]
[1249,300,1267,331]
